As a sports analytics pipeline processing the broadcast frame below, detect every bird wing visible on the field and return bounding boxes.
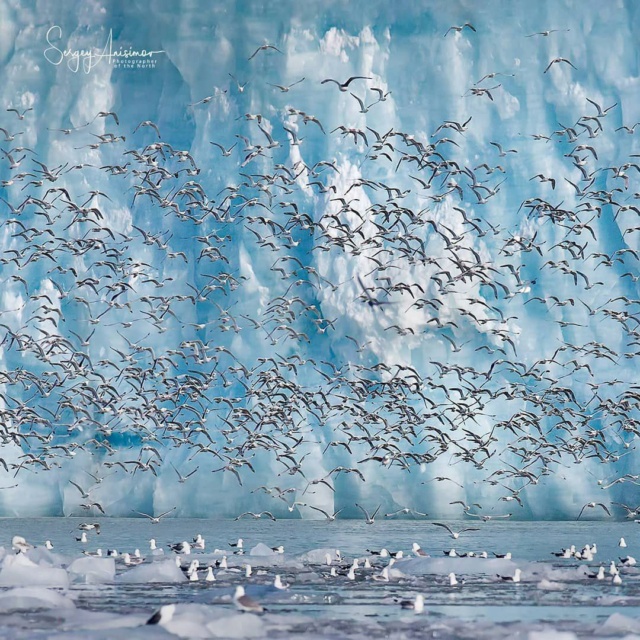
[432,522,454,535]
[355,503,369,518]
[308,505,330,518]
[92,502,106,515]
[345,76,370,86]
[350,93,366,110]
[356,275,375,302]
[69,480,87,496]
[132,510,153,519]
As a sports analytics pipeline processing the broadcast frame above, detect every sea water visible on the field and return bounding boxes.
[0,518,637,638]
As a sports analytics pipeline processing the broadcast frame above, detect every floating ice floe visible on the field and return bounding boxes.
[117,559,186,583]
[0,552,69,587]
[68,556,116,584]
[389,556,517,577]
[0,587,75,613]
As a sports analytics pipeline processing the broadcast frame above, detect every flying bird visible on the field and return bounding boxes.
[131,507,177,523]
[357,275,392,307]
[268,77,305,92]
[133,120,161,138]
[308,505,345,521]
[321,76,371,91]
[432,522,480,539]
[248,43,282,60]
[445,23,476,37]
[355,503,381,524]
[171,464,199,483]
[526,29,570,37]
[234,511,277,521]
[544,57,577,73]
[6,107,33,119]
[586,98,617,117]
[577,502,611,520]
[210,141,237,156]
[78,523,101,534]
[93,111,120,125]
[68,480,93,499]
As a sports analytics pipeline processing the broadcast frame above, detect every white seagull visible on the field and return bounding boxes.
[355,503,381,524]
[233,585,265,613]
[577,502,611,520]
[308,505,345,521]
[432,522,480,539]
[132,507,177,523]
[12,536,32,553]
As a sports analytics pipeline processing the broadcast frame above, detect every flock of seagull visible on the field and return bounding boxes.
[0,23,639,522]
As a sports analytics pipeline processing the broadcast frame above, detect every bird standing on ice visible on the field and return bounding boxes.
[12,536,32,553]
[146,604,176,625]
[233,585,265,613]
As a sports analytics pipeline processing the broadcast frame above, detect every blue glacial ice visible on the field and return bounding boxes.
[0,0,638,518]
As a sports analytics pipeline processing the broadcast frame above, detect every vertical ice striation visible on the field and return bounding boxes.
[0,0,638,518]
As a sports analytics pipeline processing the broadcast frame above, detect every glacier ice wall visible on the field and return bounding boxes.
[0,0,638,519]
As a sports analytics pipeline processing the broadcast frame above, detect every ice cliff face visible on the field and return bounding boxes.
[0,0,638,518]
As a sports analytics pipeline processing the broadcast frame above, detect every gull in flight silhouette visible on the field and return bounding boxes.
[248,43,282,60]
[132,507,177,523]
[357,275,391,307]
[356,503,381,524]
[321,76,371,91]
[235,511,277,521]
[544,57,577,73]
[577,502,611,520]
[308,505,345,521]
[445,23,476,37]
[432,522,480,539]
